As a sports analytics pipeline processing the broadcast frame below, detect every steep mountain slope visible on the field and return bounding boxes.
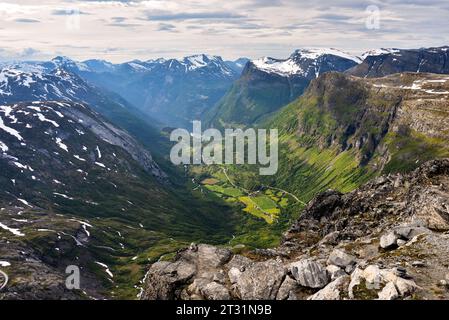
[141,159,449,300]
[0,64,166,154]
[204,48,360,128]
[347,46,449,78]
[265,71,449,202]
[0,101,238,299]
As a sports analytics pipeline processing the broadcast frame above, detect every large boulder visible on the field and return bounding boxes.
[231,259,286,300]
[377,282,399,300]
[308,276,350,300]
[326,265,347,281]
[276,276,298,300]
[290,259,329,289]
[188,279,231,300]
[349,265,417,300]
[327,249,356,268]
[140,260,196,300]
[379,232,399,250]
[179,244,232,271]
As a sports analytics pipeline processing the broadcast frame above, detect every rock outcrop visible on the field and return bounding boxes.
[141,159,449,300]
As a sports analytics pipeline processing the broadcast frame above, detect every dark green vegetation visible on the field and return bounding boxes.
[0,102,240,299]
[2,51,449,300]
[204,68,309,128]
[259,72,449,201]
[204,50,359,129]
[195,71,449,254]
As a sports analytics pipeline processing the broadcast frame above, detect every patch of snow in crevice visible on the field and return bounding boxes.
[95,146,102,159]
[55,138,68,152]
[0,222,25,236]
[53,192,74,200]
[36,113,59,127]
[95,262,114,278]
[0,115,24,141]
[73,155,86,162]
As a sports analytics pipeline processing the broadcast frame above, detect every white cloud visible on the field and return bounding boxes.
[0,0,447,62]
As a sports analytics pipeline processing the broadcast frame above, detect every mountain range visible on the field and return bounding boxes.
[1,45,449,300]
[2,55,248,128]
[204,48,360,128]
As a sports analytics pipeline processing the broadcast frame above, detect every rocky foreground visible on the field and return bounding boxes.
[141,159,449,300]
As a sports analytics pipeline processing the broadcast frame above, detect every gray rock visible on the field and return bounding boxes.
[395,277,417,297]
[308,276,350,300]
[411,261,426,268]
[378,282,399,300]
[233,259,286,300]
[226,254,253,271]
[228,267,242,285]
[326,265,347,281]
[348,264,417,299]
[188,278,231,300]
[290,259,329,289]
[327,249,356,268]
[141,260,196,300]
[202,282,231,300]
[380,232,399,250]
[180,244,232,270]
[395,227,413,240]
[320,231,340,245]
[276,275,298,300]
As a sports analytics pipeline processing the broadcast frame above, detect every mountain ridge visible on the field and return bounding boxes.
[203,48,360,128]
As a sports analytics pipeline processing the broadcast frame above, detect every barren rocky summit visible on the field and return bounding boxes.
[141,159,449,300]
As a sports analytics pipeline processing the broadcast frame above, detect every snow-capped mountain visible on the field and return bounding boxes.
[348,46,449,77]
[0,67,93,102]
[252,48,361,77]
[0,56,241,300]
[77,54,243,127]
[1,54,248,128]
[0,63,166,155]
[204,48,360,128]
[158,54,236,76]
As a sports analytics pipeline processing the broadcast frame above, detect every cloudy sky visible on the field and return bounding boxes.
[0,0,448,62]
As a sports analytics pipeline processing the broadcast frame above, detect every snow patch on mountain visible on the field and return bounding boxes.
[361,48,401,60]
[0,222,25,236]
[253,57,303,76]
[292,48,362,63]
[252,48,361,76]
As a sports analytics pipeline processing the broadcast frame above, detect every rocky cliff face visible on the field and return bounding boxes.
[141,159,449,300]
[287,71,449,167]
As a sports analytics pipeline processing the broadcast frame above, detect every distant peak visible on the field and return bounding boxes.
[291,48,362,63]
[52,56,73,63]
[360,48,401,60]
